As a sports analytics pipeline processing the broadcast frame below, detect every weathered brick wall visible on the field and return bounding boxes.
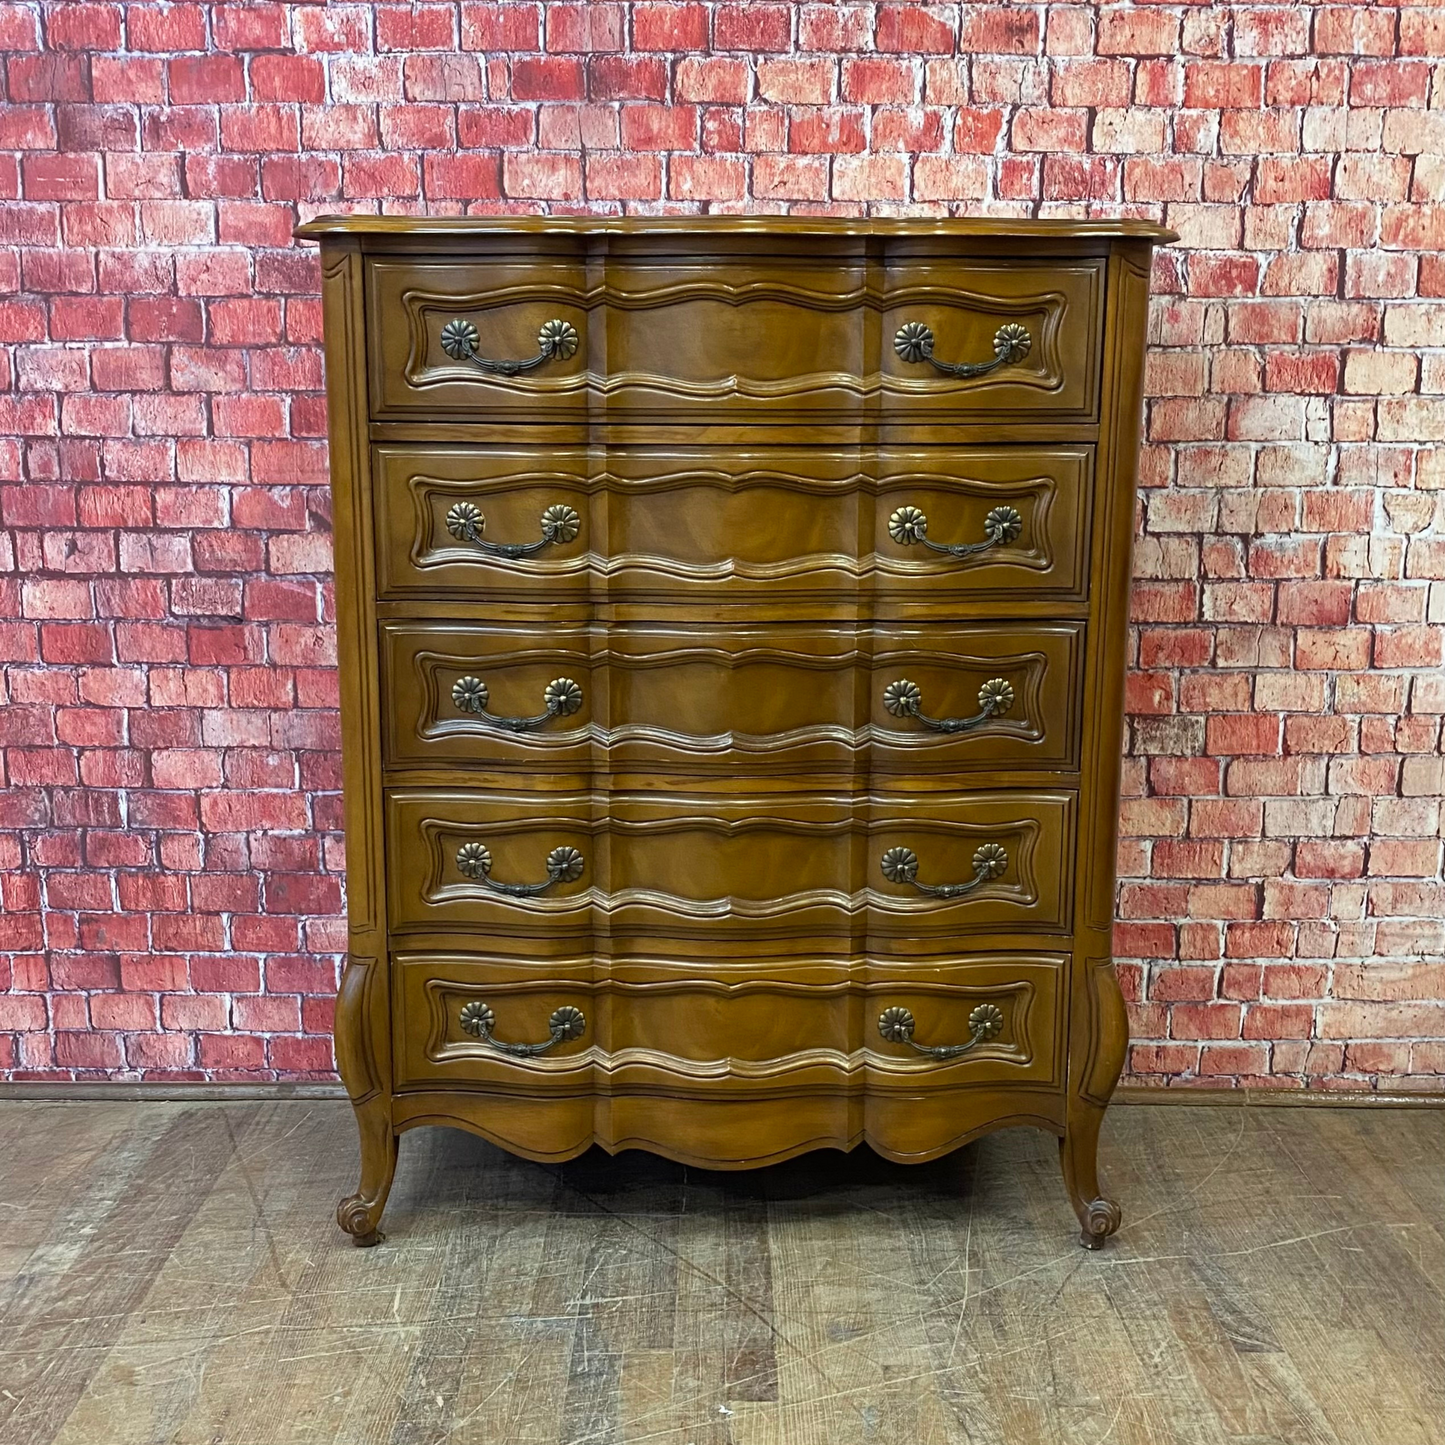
[1,2,1442,1086]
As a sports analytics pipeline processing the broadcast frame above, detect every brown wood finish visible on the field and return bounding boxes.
[383,786,1074,949]
[392,952,1066,1098]
[303,216,1174,1250]
[373,442,1093,608]
[365,251,1103,423]
[380,618,1084,777]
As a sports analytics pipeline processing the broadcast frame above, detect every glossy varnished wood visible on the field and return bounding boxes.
[392,952,1067,1102]
[307,218,1173,1248]
[365,249,1104,423]
[383,786,1074,949]
[372,442,1094,608]
[380,618,1084,777]
[4,1098,1444,1445]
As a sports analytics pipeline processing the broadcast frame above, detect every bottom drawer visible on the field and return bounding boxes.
[392,952,1065,1095]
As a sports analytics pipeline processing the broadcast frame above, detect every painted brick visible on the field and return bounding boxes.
[634,4,709,52]
[0,3,1439,1095]
[876,6,956,55]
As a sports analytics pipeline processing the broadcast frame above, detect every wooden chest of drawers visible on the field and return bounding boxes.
[301,216,1174,1249]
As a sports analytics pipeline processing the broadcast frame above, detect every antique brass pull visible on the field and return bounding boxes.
[888,503,1022,558]
[883,677,1015,734]
[880,842,1008,899]
[451,675,583,732]
[878,1002,1005,1060]
[458,1000,586,1057]
[893,321,1031,379]
[454,841,584,897]
[445,500,580,559]
[439,316,580,376]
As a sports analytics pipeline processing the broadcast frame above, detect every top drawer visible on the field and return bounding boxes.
[365,255,1104,424]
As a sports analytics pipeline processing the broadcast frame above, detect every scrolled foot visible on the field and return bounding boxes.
[338,1194,385,1246]
[1077,1197,1121,1250]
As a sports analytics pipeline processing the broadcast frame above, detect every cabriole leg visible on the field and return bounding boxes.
[334,955,395,1245]
[1060,1102,1121,1250]
[337,1095,397,1246]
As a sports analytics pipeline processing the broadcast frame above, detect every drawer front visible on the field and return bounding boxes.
[373,444,1091,605]
[384,788,1073,948]
[367,256,1101,422]
[393,952,1065,1095]
[381,620,1083,777]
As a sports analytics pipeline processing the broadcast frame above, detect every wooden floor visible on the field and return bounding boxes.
[1,1101,1442,1444]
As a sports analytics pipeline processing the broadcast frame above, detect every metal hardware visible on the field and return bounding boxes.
[454,841,585,897]
[439,316,580,376]
[444,500,580,559]
[887,503,1022,559]
[893,321,1031,378]
[450,675,583,732]
[880,842,1008,899]
[877,1002,1006,1060]
[458,999,587,1057]
[882,677,1015,734]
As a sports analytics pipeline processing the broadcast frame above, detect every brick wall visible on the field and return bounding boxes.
[1,2,1442,1088]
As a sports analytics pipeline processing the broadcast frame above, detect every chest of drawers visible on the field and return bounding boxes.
[300,216,1174,1249]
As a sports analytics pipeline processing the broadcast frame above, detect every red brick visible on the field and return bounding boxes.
[0,2,1441,1095]
[841,58,915,105]
[23,154,100,201]
[876,6,956,54]
[789,108,866,154]
[668,155,745,201]
[620,103,697,150]
[460,3,539,50]
[753,154,828,201]
[128,3,206,51]
[1183,63,1263,109]
[714,4,791,52]
[634,3,708,51]
[756,57,834,104]
[588,55,668,100]
[675,57,749,103]
[167,55,243,104]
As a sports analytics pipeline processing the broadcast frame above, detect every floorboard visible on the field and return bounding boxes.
[0,1101,1440,1445]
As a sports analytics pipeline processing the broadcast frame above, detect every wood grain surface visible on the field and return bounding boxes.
[365,250,1103,423]
[315,222,1165,1247]
[371,442,1093,609]
[1,1099,1441,1445]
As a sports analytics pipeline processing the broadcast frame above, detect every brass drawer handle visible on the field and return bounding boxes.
[459,1000,586,1057]
[881,842,1007,899]
[893,321,1031,378]
[883,677,1015,734]
[451,675,583,732]
[888,503,1022,559]
[445,500,580,559]
[455,842,584,896]
[878,1002,1004,1060]
[440,316,580,376]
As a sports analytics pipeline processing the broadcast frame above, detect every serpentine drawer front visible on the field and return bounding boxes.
[366,252,1103,422]
[383,788,1073,949]
[380,619,1084,777]
[304,214,1172,1249]
[373,443,1092,607]
[391,954,1066,1098]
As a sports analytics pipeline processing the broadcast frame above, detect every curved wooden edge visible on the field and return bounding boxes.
[297,215,1178,243]
[389,1093,1065,1172]
[336,1095,398,1247]
[334,956,397,1244]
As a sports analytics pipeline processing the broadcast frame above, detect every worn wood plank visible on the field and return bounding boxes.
[1,1101,1442,1445]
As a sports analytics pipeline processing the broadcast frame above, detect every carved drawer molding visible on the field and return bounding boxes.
[301,214,1173,1250]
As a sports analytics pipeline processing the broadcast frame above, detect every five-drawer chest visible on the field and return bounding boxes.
[299,216,1174,1249]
